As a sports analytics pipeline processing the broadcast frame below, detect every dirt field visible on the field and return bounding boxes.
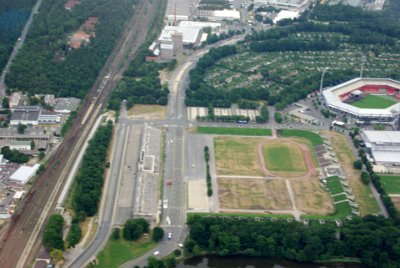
[323,131,379,215]
[391,197,400,211]
[218,177,292,210]
[127,104,166,120]
[291,176,333,215]
[214,137,264,176]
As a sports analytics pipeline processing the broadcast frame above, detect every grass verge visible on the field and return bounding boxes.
[96,237,156,268]
[197,126,272,136]
[188,212,294,221]
[279,129,323,146]
[380,175,400,194]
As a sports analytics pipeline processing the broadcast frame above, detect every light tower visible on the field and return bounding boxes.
[319,67,329,98]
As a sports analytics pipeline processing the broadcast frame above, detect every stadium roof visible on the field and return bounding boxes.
[371,151,400,164]
[10,164,40,184]
[322,78,400,118]
[363,130,400,145]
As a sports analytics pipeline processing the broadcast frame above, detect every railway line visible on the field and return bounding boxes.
[0,0,154,266]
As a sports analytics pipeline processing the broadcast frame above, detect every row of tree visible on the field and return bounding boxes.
[186,215,400,268]
[42,214,64,251]
[204,146,213,196]
[5,0,137,97]
[1,146,29,163]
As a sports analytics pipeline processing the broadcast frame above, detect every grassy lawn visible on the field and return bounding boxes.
[96,237,156,268]
[303,201,352,220]
[350,95,398,109]
[326,176,345,195]
[214,137,264,176]
[333,193,348,203]
[198,127,272,136]
[279,129,323,146]
[263,142,306,172]
[380,175,400,194]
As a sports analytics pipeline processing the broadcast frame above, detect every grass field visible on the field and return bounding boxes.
[214,137,263,176]
[333,193,348,203]
[303,201,352,220]
[326,176,345,195]
[279,129,323,146]
[350,95,398,109]
[127,104,166,120]
[218,177,292,210]
[198,127,272,136]
[380,175,400,194]
[262,142,307,173]
[96,237,156,268]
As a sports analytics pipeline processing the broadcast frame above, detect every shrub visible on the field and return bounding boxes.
[152,227,164,242]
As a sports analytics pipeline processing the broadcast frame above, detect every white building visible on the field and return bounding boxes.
[159,25,203,46]
[254,0,311,10]
[361,130,400,165]
[38,111,61,124]
[273,10,300,23]
[178,20,222,33]
[197,9,241,21]
[10,164,40,184]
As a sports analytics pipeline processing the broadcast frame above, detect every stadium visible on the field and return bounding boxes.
[322,78,400,124]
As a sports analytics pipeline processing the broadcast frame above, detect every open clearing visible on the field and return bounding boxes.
[262,140,307,174]
[214,137,264,176]
[218,177,292,210]
[380,175,400,194]
[350,94,398,109]
[127,104,166,120]
[324,131,379,215]
[291,176,333,215]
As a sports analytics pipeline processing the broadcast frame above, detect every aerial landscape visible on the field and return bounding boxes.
[0,0,399,267]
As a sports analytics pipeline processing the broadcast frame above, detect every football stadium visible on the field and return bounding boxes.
[322,78,400,124]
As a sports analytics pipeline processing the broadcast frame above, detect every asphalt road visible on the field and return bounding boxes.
[66,121,130,268]
[0,0,43,96]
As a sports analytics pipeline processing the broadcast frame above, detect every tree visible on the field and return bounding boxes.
[152,227,164,242]
[2,97,9,109]
[360,172,370,185]
[112,228,121,240]
[174,249,182,257]
[50,248,64,264]
[274,112,283,123]
[17,123,26,134]
[42,214,64,251]
[67,223,81,247]
[31,140,35,150]
[39,151,45,160]
[353,160,363,170]
[123,218,149,240]
[147,257,165,268]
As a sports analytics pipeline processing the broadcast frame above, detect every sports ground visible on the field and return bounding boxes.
[350,94,398,109]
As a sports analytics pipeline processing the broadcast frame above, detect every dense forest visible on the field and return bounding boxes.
[185,3,400,109]
[186,215,400,268]
[0,0,36,72]
[5,0,136,97]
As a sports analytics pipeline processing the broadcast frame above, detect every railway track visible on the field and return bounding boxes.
[0,0,154,266]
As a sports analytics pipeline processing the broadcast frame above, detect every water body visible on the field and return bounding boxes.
[176,256,365,268]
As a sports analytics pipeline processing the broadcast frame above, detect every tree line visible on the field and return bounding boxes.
[5,0,137,97]
[186,215,400,268]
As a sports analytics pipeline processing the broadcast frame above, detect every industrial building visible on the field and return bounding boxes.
[54,97,80,114]
[38,111,61,124]
[165,0,197,23]
[197,9,241,21]
[322,78,400,124]
[253,0,311,10]
[158,25,202,47]
[9,164,40,184]
[10,106,40,126]
[273,10,300,23]
[361,130,400,165]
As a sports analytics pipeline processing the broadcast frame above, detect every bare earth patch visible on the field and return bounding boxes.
[127,104,166,120]
[323,131,379,215]
[391,197,400,211]
[291,176,333,215]
[218,177,292,210]
[188,180,209,210]
[214,137,264,176]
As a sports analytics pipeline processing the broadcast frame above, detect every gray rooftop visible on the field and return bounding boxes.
[54,97,81,112]
[10,110,40,122]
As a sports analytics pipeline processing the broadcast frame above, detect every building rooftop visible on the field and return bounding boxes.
[10,164,40,184]
[10,110,40,122]
[363,130,400,144]
[273,10,300,23]
[54,97,81,113]
[159,26,201,45]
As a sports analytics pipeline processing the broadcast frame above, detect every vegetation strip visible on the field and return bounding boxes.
[198,127,272,136]
[279,129,323,146]
[204,146,213,196]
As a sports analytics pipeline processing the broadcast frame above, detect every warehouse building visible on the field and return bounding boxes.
[159,25,203,47]
[10,164,40,184]
[361,130,400,165]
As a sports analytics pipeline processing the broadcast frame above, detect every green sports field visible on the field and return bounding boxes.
[263,142,307,173]
[279,129,323,146]
[380,175,400,194]
[197,127,272,136]
[350,95,398,109]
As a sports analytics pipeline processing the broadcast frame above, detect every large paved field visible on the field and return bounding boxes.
[350,94,398,109]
